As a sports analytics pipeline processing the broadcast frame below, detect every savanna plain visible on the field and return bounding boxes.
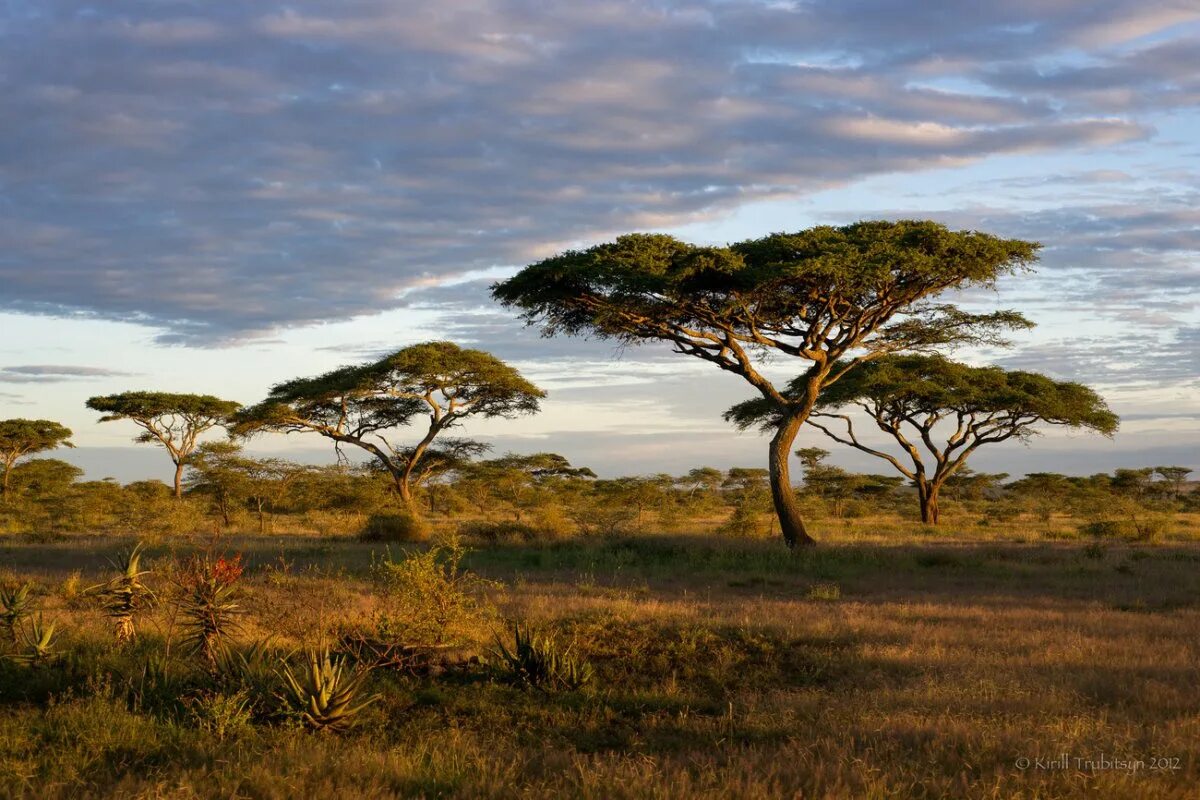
[2,498,1198,800]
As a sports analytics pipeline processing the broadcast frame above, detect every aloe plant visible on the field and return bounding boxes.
[278,648,378,732]
[8,614,57,665]
[94,542,155,643]
[493,623,593,691]
[1,581,35,641]
[175,554,244,667]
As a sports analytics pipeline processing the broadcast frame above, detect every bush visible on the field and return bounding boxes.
[370,538,495,646]
[359,512,431,542]
[458,519,539,542]
[718,501,775,538]
[1080,497,1172,542]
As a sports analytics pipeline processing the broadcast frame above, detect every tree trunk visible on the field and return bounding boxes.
[769,414,815,548]
[917,481,941,525]
[1,462,10,504]
[393,472,415,510]
[173,461,185,500]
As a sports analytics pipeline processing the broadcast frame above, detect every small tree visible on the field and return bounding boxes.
[0,419,74,503]
[85,392,240,499]
[235,341,544,511]
[729,354,1118,524]
[494,221,1037,546]
[187,442,310,532]
[1153,466,1192,500]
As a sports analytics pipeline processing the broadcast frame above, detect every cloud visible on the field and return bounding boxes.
[1,0,1189,342]
[0,365,137,384]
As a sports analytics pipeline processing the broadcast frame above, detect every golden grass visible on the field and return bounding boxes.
[1,526,1198,798]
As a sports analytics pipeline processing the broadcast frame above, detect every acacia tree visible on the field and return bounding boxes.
[493,220,1037,546]
[234,341,544,511]
[728,354,1118,524]
[85,392,240,499]
[0,419,74,502]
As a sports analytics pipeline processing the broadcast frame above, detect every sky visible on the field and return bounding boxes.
[1,0,1197,482]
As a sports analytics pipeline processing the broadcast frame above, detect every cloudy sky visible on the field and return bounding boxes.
[1,0,1197,482]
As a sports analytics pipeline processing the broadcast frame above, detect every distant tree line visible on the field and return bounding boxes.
[1,220,1165,546]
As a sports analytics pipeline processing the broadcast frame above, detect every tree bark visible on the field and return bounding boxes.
[1,460,11,504]
[769,414,816,547]
[173,461,185,500]
[394,471,415,510]
[917,481,941,525]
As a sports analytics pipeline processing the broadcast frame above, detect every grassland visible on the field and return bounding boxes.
[2,525,1199,799]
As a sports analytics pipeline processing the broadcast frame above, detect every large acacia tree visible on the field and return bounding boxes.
[85,392,241,498]
[728,354,1118,524]
[0,418,74,502]
[234,341,544,510]
[493,220,1038,546]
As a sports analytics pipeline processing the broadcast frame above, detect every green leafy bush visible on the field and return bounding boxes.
[371,538,495,646]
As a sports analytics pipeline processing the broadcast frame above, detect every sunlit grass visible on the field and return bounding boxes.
[0,524,1198,798]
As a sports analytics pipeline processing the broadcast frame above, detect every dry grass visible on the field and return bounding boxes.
[1,525,1198,798]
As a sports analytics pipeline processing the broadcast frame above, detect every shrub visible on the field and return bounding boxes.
[1081,498,1172,542]
[458,519,539,542]
[806,582,841,602]
[188,689,254,740]
[371,538,495,646]
[492,623,593,691]
[359,512,431,542]
[719,501,774,538]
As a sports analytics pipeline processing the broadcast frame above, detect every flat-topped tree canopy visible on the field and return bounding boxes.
[493,219,1039,546]
[86,391,241,498]
[0,418,75,501]
[235,341,545,508]
[727,354,1118,524]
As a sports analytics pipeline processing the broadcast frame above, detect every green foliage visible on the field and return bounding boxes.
[492,623,593,691]
[1,581,36,641]
[458,519,541,542]
[174,553,244,667]
[278,648,379,732]
[187,689,254,740]
[8,614,58,665]
[85,391,241,425]
[806,582,841,602]
[493,222,1037,352]
[1081,497,1172,542]
[235,342,544,506]
[93,542,155,644]
[371,539,495,647]
[86,391,241,497]
[0,419,74,500]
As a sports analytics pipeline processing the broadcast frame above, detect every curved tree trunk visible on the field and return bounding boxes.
[395,473,415,509]
[173,461,185,500]
[769,414,816,548]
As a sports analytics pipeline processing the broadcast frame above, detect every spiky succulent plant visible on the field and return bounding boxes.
[8,614,57,665]
[94,542,155,643]
[278,648,379,732]
[1,581,35,642]
[493,623,593,691]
